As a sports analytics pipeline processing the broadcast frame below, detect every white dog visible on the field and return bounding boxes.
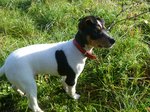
[0,16,115,112]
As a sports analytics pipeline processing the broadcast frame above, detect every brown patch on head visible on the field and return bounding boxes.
[87,34,115,48]
[87,36,101,47]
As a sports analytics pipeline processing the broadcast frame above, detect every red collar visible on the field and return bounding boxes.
[73,39,97,59]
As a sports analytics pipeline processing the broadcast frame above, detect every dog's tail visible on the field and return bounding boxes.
[0,65,5,77]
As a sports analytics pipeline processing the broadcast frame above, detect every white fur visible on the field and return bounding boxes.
[97,20,102,29]
[0,39,88,112]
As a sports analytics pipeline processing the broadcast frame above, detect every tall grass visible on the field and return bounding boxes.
[0,0,150,112]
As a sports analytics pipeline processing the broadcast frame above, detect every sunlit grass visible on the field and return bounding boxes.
[0,0,149,111]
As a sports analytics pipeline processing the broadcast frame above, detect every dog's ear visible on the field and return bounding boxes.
[78,16,95,31]
[78,18,84,31]
[85,18,94,26]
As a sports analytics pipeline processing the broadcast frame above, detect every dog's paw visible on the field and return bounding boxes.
[28,104,44,112]
[36,110,44,112]
[34,110,44,112]
[32,108,44,112]
[72,93,80,100]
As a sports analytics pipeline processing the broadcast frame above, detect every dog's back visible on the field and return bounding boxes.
[4,41,66,76]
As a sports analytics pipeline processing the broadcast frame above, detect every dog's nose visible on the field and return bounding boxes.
[109,38,115,44]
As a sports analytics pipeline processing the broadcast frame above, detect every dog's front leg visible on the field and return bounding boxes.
[63,75,80,100]
[68,84,80,100]
[62,76,68,93]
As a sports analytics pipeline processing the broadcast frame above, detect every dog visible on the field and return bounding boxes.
[0,16,115,112]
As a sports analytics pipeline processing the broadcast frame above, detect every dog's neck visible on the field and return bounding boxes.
[74,32,96,59]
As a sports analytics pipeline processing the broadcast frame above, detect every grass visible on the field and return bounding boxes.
[0,0,150,112]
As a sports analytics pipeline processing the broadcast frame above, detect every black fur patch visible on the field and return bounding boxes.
[55,50,76,86]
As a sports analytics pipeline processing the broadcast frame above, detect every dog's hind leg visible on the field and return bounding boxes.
[8,73,43,112]
[23,77,43,112]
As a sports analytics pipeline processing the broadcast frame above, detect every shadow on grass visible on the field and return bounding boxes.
[17,0,32,12]
[0,94,18,112]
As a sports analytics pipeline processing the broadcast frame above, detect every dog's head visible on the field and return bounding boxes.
[75,16,115,48]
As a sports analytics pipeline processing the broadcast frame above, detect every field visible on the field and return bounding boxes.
[0,0,150,112]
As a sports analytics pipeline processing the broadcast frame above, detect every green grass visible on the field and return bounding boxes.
[0,0,150,112]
